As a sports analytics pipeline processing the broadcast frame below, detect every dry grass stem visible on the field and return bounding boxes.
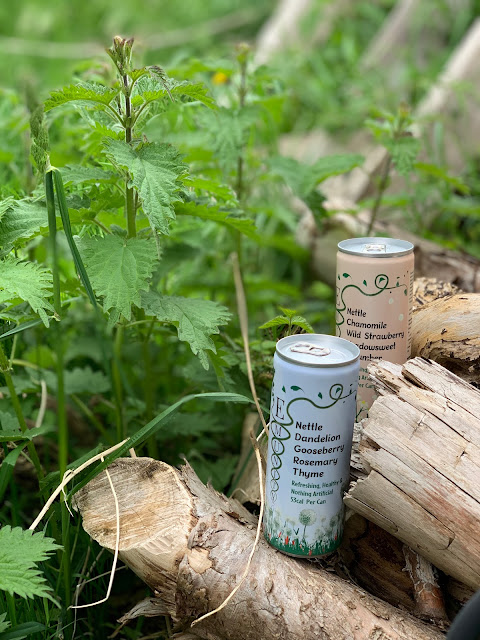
[29,439,128,531]
[70,455,120,609]
[231,252,269,436]
[34,380,48,429]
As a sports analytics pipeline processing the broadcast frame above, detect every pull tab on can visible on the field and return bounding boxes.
[290,342,331,357]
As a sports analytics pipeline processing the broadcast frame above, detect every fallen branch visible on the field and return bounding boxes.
[75,457,443,639]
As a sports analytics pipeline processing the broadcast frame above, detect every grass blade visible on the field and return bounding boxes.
[51,168,97,309]
[0,319,43,341]
[69,391,252,497]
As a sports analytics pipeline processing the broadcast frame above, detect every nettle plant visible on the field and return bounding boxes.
[0,36,371,633]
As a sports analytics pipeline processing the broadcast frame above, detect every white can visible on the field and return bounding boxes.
[264,335,360,557]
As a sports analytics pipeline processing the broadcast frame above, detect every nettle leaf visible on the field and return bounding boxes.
[44,82,119,111]
[268,154,364,197]
[385,136,421,176]
[0,612,10,633]
[38,367,110,396]
[60,165,115,186]
[201,108,251,169]
[259,316,289,330]
[290,316,314,333]
[141,291,231,369]
[104,139,188,234]
[0,257,53,326]
[132,77,215,109]
[175,201,257,238]
[78,235,157,324]
[0,526,60,599]
[0,200,48,248]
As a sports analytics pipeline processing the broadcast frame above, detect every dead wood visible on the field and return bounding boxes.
[411,293,480,385]
[345,357,480,590]
[296,206,480,291]
[75,457,443,639]
[412,278,460,309]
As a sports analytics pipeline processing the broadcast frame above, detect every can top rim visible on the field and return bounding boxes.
[338,237,414,257]
[275,334,360,367]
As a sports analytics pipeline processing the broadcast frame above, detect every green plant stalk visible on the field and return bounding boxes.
[142,316,158,459]
[123,74,136,238]
[0,342,44,480]
[71,394,114,444]
[6,592,16,626]
[46,171,68,476]
[46,170,71,630]
[112,324,126,441]
[366,155,392,236]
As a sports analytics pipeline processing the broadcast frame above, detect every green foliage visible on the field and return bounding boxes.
[141,291,231,368]
[0,257,53,326]
[268,153,364,197]
[44,82,119,111]
[0,201,48,248]
[259,306,314,339]
[78,235,157,324]
[0,526,60,599]
[103,139,188,233]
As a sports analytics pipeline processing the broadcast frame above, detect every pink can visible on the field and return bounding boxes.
[335,237,414,420]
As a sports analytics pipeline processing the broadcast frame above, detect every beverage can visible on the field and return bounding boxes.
[264,334,360,557]
[335,237,414,420]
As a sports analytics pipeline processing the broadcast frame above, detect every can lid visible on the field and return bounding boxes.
[338,237,414,257]
[275,334,360,368]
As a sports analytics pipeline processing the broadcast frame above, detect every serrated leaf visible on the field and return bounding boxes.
[385,136,421,176]
[259,316,289,330]
[44,82,119,112]
[290,316,314,333]
[104,139,188,234]
[0,200,48,248]
[175,201,257,238]
[78,235,157,323]
[187,176,236,202]
[132,76,215,109]
[141,291,231,369]
[0,257,53,326]
[60,165,115,186]
[268,154,364,197]
[36,367,110,396]
[0,526,60,599]
[0,612,10,633]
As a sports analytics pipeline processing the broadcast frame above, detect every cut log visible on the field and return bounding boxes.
[411,293,480,385]
[75,458,443,639]
[345,357,480,590]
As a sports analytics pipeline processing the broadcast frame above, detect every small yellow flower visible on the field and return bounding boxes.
[212,71,229,85]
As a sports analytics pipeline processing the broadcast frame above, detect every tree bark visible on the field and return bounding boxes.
[345,357,480,590]
[75,458,443,639]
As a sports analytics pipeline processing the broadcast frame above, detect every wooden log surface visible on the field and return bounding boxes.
[411,293,480,386]
[345,357,480,590]
[75,458,443,640]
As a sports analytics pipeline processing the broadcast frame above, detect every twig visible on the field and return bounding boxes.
[231,253,269,436]
[70,455,120,609]
[191,428,265,627]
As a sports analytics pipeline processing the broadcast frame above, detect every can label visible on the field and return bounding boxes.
[336,250,413,420]
[264,346,358,557]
